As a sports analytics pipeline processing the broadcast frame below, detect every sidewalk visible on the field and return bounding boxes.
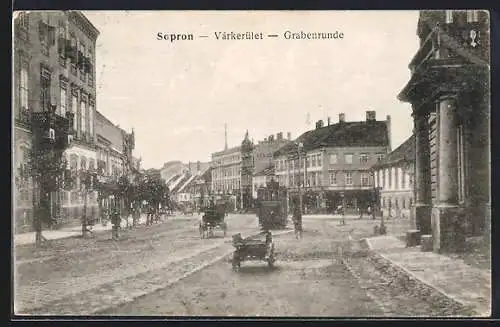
[14,215,151,247]
[364,235,491,316]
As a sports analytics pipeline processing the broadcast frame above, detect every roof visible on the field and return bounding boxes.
[177,174,197,193]
[212,145,241,157]
[254,164,275,177]
[372,134,415,169]
[274,120,389,157]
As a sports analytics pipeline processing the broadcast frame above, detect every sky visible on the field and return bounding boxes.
[83,11,420,170]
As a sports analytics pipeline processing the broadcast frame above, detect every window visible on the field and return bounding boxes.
[345,172,353,185]
[18,12,29,29]
[317,154,322,167]
[60,84,67,116]
[361,173,369,187]
[388,168,392,188]
[19,66,28,111]
[376,153,384,162]
[401,172,406,189]
[57,24,66,60]
[329,171,337,185]
[306,156,310,168]
[360,153,369,163]
[70,35,77,74]
[466,10,479,23]
[40,69,51,111]
[345,154,353,164]
[329,154,337,164]
[72,93,78,132]
[445,10,454,23]
[81,99,87,134]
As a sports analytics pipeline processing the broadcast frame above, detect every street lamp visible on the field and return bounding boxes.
[294,142,304,215]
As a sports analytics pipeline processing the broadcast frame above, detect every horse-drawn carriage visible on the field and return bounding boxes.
[199,202,228,238]
[231,231,275,271]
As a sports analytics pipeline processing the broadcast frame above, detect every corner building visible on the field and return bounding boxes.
[398,10,490,252]
[274,112,391,214]
[13,11,100,230]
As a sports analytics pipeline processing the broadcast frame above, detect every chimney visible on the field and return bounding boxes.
[277,132,283,140]
[269,135,274,142]
[315,120,324,129]
[287,132,291,140]
[386,115,392,152]
[366,110,376,121]
[327,117,331,126]
[339,113,345,123]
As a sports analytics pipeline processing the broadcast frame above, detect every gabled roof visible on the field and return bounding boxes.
[177,174,197,193]
[372,134,415,169]
[274,120,389,157]
[171,173,191,194]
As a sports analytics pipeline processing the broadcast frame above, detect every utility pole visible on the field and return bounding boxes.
[297,142,303,215]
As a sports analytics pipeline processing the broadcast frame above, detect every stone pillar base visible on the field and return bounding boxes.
[421,235,433,252]
[413,204,432,235]
[406,229,421,247]
[431,205,466,253]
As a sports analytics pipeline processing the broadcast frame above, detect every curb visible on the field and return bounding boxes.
[359,238,483,316]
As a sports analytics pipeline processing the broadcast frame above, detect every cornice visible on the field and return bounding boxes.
[68,11,100,42]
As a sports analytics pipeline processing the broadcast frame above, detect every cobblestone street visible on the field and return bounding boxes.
[102,216,483,317]
[14,214,260,315]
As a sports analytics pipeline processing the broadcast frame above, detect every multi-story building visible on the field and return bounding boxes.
[252,164,276,198]
[253,132,292,174]
[398,10,490,252]
[95,111,136,215]
[210,145,241,210]
[274,111,391,214]
[13,11,100,230]
[371,134,415,219]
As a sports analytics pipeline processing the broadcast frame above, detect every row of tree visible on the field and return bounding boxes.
[26,145,171,244]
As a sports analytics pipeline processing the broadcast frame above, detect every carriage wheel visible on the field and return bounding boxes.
[267,257,275,268]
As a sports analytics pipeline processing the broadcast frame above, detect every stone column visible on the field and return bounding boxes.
[432,96,461,252]
[413,111,432,235]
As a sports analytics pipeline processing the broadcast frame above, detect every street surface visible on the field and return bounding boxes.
[14,214,474,317]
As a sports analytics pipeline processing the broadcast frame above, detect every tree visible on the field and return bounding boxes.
[28,147,68,244]
[79,169,98,238]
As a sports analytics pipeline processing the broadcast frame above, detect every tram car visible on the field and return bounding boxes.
[255,180,288,230]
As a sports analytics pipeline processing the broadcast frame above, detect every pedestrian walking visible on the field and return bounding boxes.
[293,205,303,240]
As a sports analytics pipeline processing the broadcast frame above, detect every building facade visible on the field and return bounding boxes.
[252,165,276,199]
[274,112,391,214]
[95,111,136,217]
[210,146,241,210]
[398,10,490,252]
[13,11,100,230]
[371,134,415,219]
